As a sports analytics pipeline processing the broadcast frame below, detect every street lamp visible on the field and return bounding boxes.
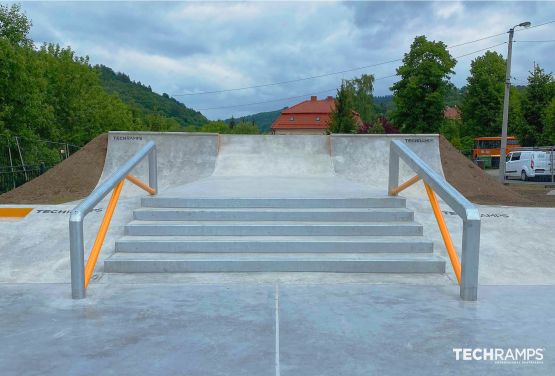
[499,21,531,183]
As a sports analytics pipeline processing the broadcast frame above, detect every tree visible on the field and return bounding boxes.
[522,64,554,145]
[345,74,375,123]
[461,51,506,137]
[327,81,356,134]
[0,3,32,47]
[390,35,456,133]
[542,97,555,145]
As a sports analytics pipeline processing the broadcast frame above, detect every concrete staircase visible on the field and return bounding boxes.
[104,196,445,274]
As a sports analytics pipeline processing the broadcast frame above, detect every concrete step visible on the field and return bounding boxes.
[133,207,414,222]
[115,235,434,253]
[141,197,407,209]
[124,221,424,237]
[104,253,446,273]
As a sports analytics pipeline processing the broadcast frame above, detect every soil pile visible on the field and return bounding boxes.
[0,134,107,204]
[439,135,532,206]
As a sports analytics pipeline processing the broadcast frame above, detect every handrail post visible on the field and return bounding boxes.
[148,145,158,194]
[388,145,400,196]
[460,219,481,301]
[69,214,86,299]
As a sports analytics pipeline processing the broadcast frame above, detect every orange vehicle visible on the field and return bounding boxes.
[472,136,521,168]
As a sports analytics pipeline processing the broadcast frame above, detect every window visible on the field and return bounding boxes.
[289,116,294,121]
[316,116,320,122]
[511,153,521,161]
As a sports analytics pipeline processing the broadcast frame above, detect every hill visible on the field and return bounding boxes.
[225,108,285,133]
[97,65,207,127]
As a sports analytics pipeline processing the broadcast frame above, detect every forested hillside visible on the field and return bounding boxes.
[98,65,206,128]
[225,108,284,133]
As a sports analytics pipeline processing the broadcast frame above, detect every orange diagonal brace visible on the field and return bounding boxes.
[424,182,462,284]
[389,175,421,196]
[126,174,156,195]
[84,179,125,288]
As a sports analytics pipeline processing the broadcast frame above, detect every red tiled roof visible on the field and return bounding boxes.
[271,96,362,130]
[281,96,335,114]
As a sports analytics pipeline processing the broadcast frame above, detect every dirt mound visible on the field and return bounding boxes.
[439,136,532,206]
[0,134,107,204]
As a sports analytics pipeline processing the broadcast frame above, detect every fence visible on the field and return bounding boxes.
[0,136,80,194]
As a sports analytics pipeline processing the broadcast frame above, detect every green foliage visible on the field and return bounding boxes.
[0,3,32,47]
[542,97,555,145]
[189,120,260,134]
[367,119,385,134]
[522,65,554,145]
[97,65,207,128]
[390,35,456,133]
[225,108,283,133]
[344,74,374,123]
[327,81,357,134]
[440,119,463,150]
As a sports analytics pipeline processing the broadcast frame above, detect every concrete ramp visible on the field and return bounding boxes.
[213,135,335,177]
[99,132,219,197]
[98,132,443,198]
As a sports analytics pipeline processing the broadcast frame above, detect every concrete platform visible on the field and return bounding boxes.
[1,132,555,374]
[1,283,554,375]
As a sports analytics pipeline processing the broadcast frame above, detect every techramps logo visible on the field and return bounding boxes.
[453,348,544,365]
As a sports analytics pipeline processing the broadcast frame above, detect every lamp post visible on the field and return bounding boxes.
[499,21,531,183]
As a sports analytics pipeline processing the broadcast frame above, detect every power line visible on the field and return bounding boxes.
[514,40,555,43]
[174,31,517,97]
[174,58,404,97]
[447,32,505,48]
[198,43,506,112]
[197,74,399,110]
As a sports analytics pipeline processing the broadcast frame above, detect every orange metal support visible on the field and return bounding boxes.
[423,182,462,284]
[389,175,421,196]
[84,179,125,288]
[126,174,156,195]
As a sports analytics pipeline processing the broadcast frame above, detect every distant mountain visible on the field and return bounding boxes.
[97,65,207,127]
[225,108,285,133]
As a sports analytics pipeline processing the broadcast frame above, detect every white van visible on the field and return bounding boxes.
[505,151,553,181]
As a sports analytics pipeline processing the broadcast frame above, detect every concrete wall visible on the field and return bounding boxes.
[213,135,335,177]
[100,132,218,196]
[273,129,327,135]
[99,132,442,196]
[331,134,443,197]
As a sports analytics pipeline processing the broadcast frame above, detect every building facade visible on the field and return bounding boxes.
[271,96,362,135]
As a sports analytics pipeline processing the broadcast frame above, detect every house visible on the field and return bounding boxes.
[271,96,363,135]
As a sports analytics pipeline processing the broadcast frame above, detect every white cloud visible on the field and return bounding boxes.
[18,1,555,120]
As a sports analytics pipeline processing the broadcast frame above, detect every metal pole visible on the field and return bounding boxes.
[15,136,28,181]
[388,144,400,195]
[7,139,16,189]
[551,146,555,183]
[69,214,86,299]
[148,145,158,194]
[499,28,514,183]
[460,219,481,301]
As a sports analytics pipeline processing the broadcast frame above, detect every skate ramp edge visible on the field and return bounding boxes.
[98,132,442,197]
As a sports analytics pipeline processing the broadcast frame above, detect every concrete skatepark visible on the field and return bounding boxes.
[1,131,555,375]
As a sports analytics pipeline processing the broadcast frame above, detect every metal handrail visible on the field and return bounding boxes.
[69,141,157,299]
[388,140,481,301]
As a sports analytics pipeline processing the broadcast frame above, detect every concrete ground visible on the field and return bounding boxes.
[1,282,554,376]
[2,133,555,374]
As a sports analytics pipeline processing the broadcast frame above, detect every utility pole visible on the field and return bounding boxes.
[499,21,531,183]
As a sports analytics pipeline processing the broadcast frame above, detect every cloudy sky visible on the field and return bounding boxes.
[17,1,555,120]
